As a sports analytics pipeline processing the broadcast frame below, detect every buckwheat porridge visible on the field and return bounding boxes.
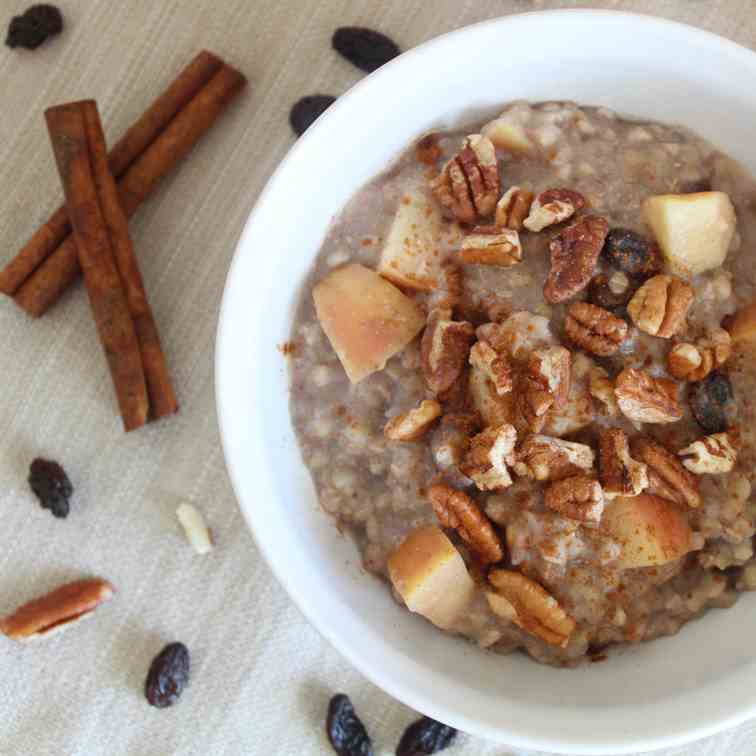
[287,101,756,666]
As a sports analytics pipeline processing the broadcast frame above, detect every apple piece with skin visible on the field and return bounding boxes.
[602,493,694,569]
[313,263,425,383]
[378,188,449,291]
[642,191,736,277]
[388,525,475,630]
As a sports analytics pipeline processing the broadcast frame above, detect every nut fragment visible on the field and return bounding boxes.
[627,275,694,338]
[459,424,517,491]
[459,226,522,267]
[599,428,648,499]
[544,352,596,436]
[544,215,608,303]
[614,368,682,424]
[513,435,595,481]
[488,569,575,647]
[514,347,571,433]
[430,134,500,223]
[469,340,513,396]
[565,302,628,356]
[495,186,534,230]
[679,431,738,474]
[667,329,731,382]
[384,399,443,441]
[523,188,586,232]
[0,578,115,642]
[477,311,556,362]
[176,503,214,555]
[589,366,619,416]
[544,475,605,523]
[631,437,701,508]
[421,307,475,394]
[427,483,504,564]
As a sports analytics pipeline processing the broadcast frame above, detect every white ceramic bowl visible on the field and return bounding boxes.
[216,10,756,753]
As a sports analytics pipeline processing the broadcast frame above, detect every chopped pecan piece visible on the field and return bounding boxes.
[421,307,475,394]
[631,437,701,507]
[544,475,605,523]
[544,215,608,304]
[469,340,513,396]
[460,424,517,491]
[514,346,571,434]
[459,226,522,267]
[599,428,648,499]
[589,366,619,416]
[427,483,504,564]
[667,329,731,382]
[679,431,738,474]
[544,352,596,436]
[627,275,694,338]
[488,569,576,647]
[384,399,442,441]
[477,311,556,362]
[565,302,629,356]
[430,134,500,223]
[523,188,586,232]
[495,186,534,231]
[513,435,595,481]
[614,368,682,423]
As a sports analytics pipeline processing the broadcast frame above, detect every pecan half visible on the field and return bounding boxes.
[627,275,694,338]
[599,428,648,499]
[565,302,629,356]
[421,307,475,394]
[384,399,442,441]
[495,186,534,231]
[459,226,522,267]
[667,329,731,382]
[469,340,513,396]
[430,134,500,223]
[0,578,115,642]
[544,215,608,304]
[488,569,576,647]
[679,431,737,474]
[544,475,605,523]
[631,437,701,507]
[614,368,682,423]
[513,435,595,481]
[427,483,504,563]
[460,424,517,491]
[589,366,619,416]
[523,188,586,232]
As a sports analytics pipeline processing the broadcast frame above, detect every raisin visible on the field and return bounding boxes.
[28,458,72,518]
[326,694,373,756]
[6,5,63,50]
[396,716,458,755]
[689,371,736,434]
[145,642,190,708]
[602,228,661,276]
[290,95,337,137]
[587,272,634,311]
[679,178,712,194]
[332,27,400,73]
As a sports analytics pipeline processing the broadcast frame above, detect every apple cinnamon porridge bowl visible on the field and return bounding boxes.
[217,11,756,753]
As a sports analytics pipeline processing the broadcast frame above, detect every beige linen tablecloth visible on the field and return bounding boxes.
[3,1,756,754]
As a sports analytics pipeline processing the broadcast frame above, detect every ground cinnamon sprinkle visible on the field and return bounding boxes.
[279,341,298,356]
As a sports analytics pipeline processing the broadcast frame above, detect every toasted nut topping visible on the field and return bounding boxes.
[469,340,513,396]
[384,399,443,441]
[667,329,731,382]
[176,503,214,555]
[514,435,595,481]
[544,215,608,304]
[631,436,701,508]
[627,275,694,338]
[0,578,115,642]
[428,483,504,564]
[614,368,683,423]
[421,307,476,395]
[477,311,556,362]
[523,188,586,232]
[679,431,738,474]
[544,352,596,437]
[599,428,648,499]
[495,186,534,231]
[459,226,522,267]
[460,424,517,491]
[565,302,629,356]
[589,366,619,416]
[514,346,571,434]
[544,475,605,523]
[488,569,575,647]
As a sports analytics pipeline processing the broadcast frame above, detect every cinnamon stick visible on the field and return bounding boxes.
[0,50,224,298]
[46,101,149,431]
[14,63,246,317]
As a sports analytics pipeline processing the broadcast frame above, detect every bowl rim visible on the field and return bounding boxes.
[216,9,756,753]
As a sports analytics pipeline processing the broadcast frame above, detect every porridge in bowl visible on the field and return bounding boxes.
[287,101,756,666]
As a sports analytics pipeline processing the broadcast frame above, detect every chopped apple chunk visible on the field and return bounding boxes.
[313,263,425,383]
[388,525,475,630]
[482,118,533,154]
[642,192,736,276]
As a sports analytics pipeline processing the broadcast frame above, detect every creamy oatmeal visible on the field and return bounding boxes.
[287,101,756,666]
